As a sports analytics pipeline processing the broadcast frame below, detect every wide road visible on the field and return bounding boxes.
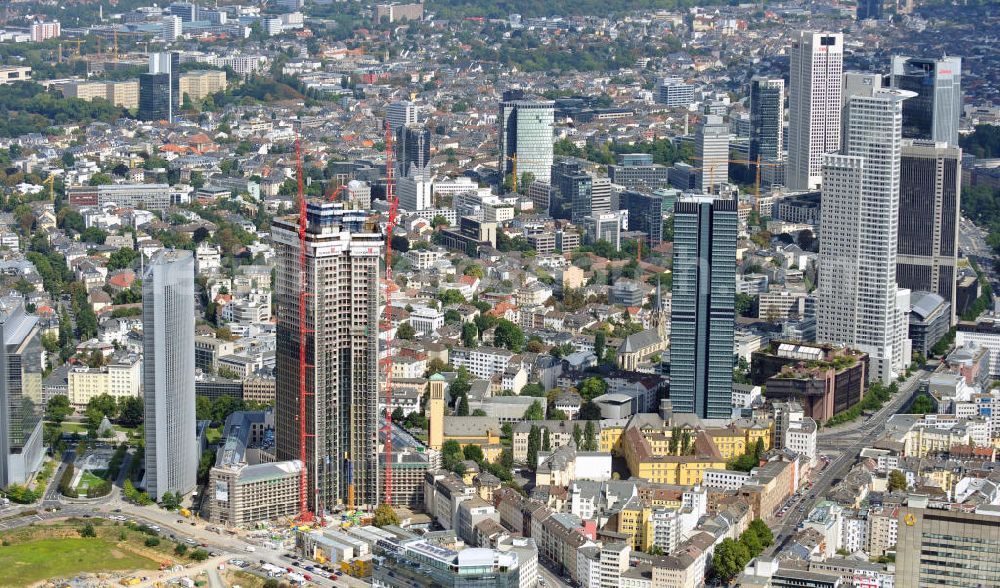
[769,368,929,551]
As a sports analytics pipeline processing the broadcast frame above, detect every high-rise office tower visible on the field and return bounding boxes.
[669,196,738,420]
[591,177,611,217]
[0,300,43,489]
[386,100,419,134]
[140,52,180,122]
[749,77,784,169]
[168,1,197,21]
[788,31,843,190]
[551,159,593,223]
[162,15,182,42]
[585,212,623,251]
[897,497,1000,586]
[395,124,431,178]
[897,140,961,324]
[273,202,382,513]
[891,55,962,146]
[620,190,664,247]
[817,87,914,384]
[498,90,555,186]
[695,114,729,192]
[143,250,197,501]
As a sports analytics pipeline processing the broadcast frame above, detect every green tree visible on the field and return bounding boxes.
[190,548,209,562]
[542,428,551,451]
[45,394,72,424]
[107,247,137,271]
[523,400,544,421]
[573,423,583,448]
[117,396,143,427]
[464,264,484,278]
[396,322,416,340]
[457,394,470,416]
[519,383,545,397]
[461,322,479,348]
[526,425,541,467]
[594,331,606,360]
[735,293,755,317]
[910,394,936,415]
[712,538,750,583]
[888,469,908,493]
[373,503,400,527]
[438,289,466,305]
[160,491,181,511]
[79,523,97,538]
[174,543,188,556]
[463,444,484,463]
[493,319,525,351]
[579,377,607,402]
[87,393,118,420]
[748,519,773,548]
[583,420,597,451]
[145,537,161,547]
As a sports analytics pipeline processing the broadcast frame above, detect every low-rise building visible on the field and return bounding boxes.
[66,354,141,407]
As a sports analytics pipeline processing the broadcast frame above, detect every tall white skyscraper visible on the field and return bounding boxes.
[788,31,844,191]
[816,86,915,384]
[143,250,197,501]
[386,101,419,133]
[695,114,730,192]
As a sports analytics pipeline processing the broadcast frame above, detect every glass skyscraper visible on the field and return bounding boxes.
[620,190,664,247]
[0,300,44,488]
[891,55,962,146]
[498,90,555,186]
[668,196,737,420]
[143,249,197,501]
[749,77,784,168]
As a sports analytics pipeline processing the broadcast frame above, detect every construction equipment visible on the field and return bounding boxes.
[689,155,781,210]
[294,134,315,525]
[67,39,84,56]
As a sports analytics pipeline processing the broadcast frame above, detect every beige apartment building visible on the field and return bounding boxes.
[179,70,227,101]
[67,355,142,407]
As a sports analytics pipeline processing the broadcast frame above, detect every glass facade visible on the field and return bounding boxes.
[0,301,44,487]
[891,56,962,146]
[498,97,555,186]
[749,77,784,166]
[669,197,737,419]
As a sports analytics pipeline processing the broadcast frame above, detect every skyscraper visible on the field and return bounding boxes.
[0,300,44,489]
[273,202,382,513]
[788,31,843,191]
[897,140,961,323]
[395,124,431,178]
[498,90,555,186]
[891,55,962,146]
[140,52,180,122]
[816,87,914,384]
[620,190,664,247]
[386,100,419,134]
[856,0,883,20]
[669,196,737,420]
[551,159,593,223]
[749,77,784,169]
[695,114,730,192]
[143,250,197,501]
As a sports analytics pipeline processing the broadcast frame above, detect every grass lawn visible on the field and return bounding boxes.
[59,422,88,434]
[226,569,266,588]
[205,426,222,445]
[76,469,105,493]
[0,536,160,587]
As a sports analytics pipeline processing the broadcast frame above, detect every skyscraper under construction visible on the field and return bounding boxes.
[273,201,383,514]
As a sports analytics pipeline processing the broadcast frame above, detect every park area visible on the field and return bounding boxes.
[0,519,182,587]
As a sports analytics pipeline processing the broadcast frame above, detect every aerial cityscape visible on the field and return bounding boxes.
[0,0,997,586]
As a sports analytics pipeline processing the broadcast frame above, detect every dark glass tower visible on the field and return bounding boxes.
[749,77,784,168]
[620,190,664,247]
[891,55,962,146]
[139,73,171,121]
[395,124,431,178]
[669,197,737,420]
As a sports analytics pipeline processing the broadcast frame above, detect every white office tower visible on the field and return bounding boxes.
[397,172,433,212]
[143,250,197,501]
[386,100,419,133]
[816,86,915,384]
[695,114,730,192]
[788,31,844,191]
[162,15,182,42]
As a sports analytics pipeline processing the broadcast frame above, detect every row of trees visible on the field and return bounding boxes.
[823,381,898,428]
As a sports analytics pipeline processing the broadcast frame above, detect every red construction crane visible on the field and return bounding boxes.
[382,120,398,507]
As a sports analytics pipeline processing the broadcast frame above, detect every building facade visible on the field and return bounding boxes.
[896,500,1000,587]
[891,55,962,146]
[273,203,382,512]
[498,90,555,186]
[787,31,843,190]
[896,140,961,323]
[749,77,785,170]
[817,87,914,384]
[695,115,729,192]
[669,197,738,419]
[143,250,197,501]
[0,301,44,488]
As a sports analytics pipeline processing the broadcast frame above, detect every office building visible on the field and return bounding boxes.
[608,161,670,191]
[856,0,883,20]
[386,100,419,132]
[551,159,593,223]
[498,90,555,185]
[585,213,622,251]
[168,1,197,21]
[143,250,197,501]
[620,190,664,247]
[0,300,44,489]
[374,2,424,23]
[657,77,695,107]
[896,497,1000,587]
[162,15,182,42]
[67,183,172,210]
[749,77,784,170]
[373,537,521,588]
[140,52,179,122]
[439,217,497,257]
[397,173,433,212]
[0,66,30,85]
[788,32,844,190]
[273,203,382,512]
[396,124,431,178]
[669,197,738,419]
[897,140,961,322]
[909,291,951,357]
[591,176,611,216]
[695,115,729,192]
[179,70,227,101]
[891,55,962,146]
[816,86,914,384]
